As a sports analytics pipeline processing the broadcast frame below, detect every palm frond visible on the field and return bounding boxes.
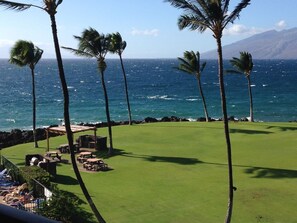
[223,0,250,27]
[222,0,231,15]
[225,69,242,75]
[32,47,43,66]
[0,0,32,11]
[109,32,126,55]
[178,14,207,32]
[200,61,206,73]
[176,50,206,78]
[9,57,25,67]
[61,46,94,58]
[228,51,253,76]
[176,57,194,74]
[9,40,43,68]
[166,0,211,31]
[56,0,63,7]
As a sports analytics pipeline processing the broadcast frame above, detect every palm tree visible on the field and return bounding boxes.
[0,1,106,222]
[62,28,114,155]
[227,52,254,122]
[165,0,251,222]
[176,51,209,122]
[9,40,43,148]
[109,32,132,125]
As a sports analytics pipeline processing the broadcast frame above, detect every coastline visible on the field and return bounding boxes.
[0,116,223,149]
[1,115,296,150]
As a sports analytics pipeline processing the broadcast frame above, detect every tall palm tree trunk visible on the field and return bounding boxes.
[30,68,38,148]
[99,70,114,155]
[247,76,254,122]
[119,54,132,125]
[216,37,234,223]
[49,14,106,223]
[197,78,209,122]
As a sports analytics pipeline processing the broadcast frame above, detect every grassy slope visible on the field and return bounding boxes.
[2,122,297,223]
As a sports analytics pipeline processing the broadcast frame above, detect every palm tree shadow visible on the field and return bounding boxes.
[230,128,273,134]
[244,166,297,178]
[110,148,297,178]
[143,155,202,165]
[266,125,297,131]
[109,148,202,165]
[202,161,297,179]
[52,174,79,185]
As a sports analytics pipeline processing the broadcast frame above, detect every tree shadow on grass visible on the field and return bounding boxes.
[230,128,273,134]
[52,174,79,185]
[110,148,202,165]
[266,125,297,131]
[244,166,297,179]
[109,148,297,178]
[143,155,202,165]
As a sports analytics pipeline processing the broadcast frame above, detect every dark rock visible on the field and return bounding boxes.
[144,117,158,123]
[170,116,180,121]
[161,116,171,122]
[197,117,206,122]
[240,117,249,122]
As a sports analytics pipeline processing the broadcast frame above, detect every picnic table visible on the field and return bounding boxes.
[76,152,95,163]
[58,143,79,153]
[83,158,108,171]
[44,151,62,161]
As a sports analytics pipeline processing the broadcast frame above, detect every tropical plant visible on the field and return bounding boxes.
[9,40,43,148]
[176,51,209,121]
[227,51,254,122]
[0,1,106,222]
[37,186,94,223]
[165,0,251,222]
[109,32,132,125]
[62,28,114,155]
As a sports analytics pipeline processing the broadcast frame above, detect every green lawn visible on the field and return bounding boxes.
[2,122,297,223]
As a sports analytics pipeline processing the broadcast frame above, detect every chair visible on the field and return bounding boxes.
[0,169,7,176]
[0,169,8,180]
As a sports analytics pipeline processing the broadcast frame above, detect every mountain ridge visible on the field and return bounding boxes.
[202,28,297,59]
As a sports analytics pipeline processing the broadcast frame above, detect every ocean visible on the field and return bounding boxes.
[0,58,296,131]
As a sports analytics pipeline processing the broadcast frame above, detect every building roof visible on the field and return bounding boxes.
[47,125,96,134]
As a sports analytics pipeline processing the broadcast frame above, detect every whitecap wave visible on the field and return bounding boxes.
[187,118,196,122]
[147,95,174,100]
[6,119,15,123]
[186,98,198,101]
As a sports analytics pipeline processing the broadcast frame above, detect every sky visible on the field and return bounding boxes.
[1,0,297,59]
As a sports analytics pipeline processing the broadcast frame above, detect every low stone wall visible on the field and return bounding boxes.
[0,128,59,149]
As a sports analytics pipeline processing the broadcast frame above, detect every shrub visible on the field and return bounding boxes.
[37,187,94,223]
[19,166,52,197]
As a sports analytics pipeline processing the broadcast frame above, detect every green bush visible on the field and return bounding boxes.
[19,166,52,193]
[37,187,93,223]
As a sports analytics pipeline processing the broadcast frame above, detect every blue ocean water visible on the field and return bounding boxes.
[0,58,296,131]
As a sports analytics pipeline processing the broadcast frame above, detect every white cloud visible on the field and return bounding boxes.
[224,24,265,36]
[131,28,159,37]
[0,39,14,47]
[275,20,287,30]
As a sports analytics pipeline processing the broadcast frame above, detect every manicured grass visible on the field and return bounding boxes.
[2,122,297,223]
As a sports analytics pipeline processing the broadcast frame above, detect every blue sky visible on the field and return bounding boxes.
[1,0,297,59]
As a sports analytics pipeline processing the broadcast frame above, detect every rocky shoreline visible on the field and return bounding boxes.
[1,114,285,149]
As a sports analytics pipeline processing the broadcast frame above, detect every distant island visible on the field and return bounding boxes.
[202,28,297,59]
